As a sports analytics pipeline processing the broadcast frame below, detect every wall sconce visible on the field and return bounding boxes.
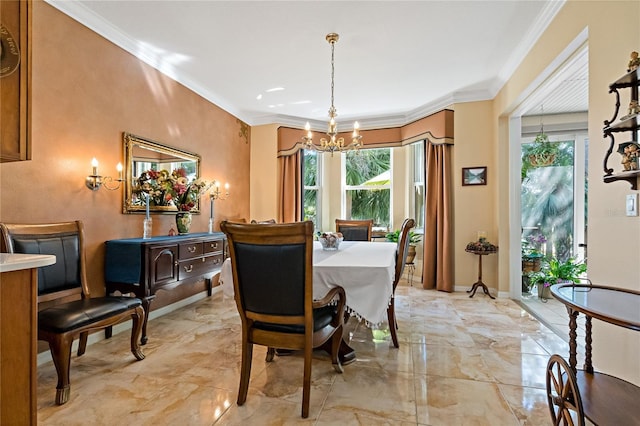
[85,158,123,191]
[209,180,230,233]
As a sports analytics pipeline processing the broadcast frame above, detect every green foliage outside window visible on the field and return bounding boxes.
[345,149,390,226]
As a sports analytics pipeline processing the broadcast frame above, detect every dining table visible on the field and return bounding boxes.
[219,240,398,363]
[221,241,397,324]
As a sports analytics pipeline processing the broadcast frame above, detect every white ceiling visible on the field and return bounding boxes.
[47,0,585,129]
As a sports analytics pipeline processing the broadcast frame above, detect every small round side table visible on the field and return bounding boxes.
[465,248,497,299]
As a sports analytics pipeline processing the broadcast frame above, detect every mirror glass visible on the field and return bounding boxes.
[123,133,202,214]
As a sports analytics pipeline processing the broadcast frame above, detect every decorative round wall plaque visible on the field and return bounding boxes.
[0,23,21,78]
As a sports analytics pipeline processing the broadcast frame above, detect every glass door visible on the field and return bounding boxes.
[520,133,588,294]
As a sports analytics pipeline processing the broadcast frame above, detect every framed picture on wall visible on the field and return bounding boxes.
[462,167,487,186]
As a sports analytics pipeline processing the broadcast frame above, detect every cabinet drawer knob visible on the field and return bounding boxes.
[183,264,193,273]
[213,259,221,265]
[210,242,218,249]
[187,246,197,253]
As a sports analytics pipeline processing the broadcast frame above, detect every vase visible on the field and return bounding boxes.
[537,283,552,300]
[175,212,192,235]
[406,245,417,264]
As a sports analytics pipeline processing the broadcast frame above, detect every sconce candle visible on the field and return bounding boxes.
[208,180,230,233]
[85,158,123,191]
[91,158,98,176]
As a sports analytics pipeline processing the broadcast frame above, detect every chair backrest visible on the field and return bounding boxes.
[0,221,88,303]
[394,218,416,288]
[220,220,314,327]
[250,219,276,224]
[335,219,373,241]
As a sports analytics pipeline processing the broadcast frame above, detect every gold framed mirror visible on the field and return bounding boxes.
[123,133,202,214]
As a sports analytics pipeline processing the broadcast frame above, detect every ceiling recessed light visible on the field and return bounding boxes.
[256,94,263,100]
[266,87,284,93]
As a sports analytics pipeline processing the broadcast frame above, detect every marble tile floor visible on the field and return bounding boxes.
[37,281,577,425]
[519,290,588,343]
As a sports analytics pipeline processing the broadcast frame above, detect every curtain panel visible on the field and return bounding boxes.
[277,151,302,223]
[423,141,454,292]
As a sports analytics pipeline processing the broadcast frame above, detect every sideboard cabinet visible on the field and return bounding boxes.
[105,232,225,344]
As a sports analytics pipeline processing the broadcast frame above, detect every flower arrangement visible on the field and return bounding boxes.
[133,168,212,211]
[465,237,497,253]
[318,232,343,251]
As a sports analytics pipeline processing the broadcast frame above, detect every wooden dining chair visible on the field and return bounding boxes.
[0,221,145,405]
[335,219,373,241]
[388,218,415,348]
[220,220,346,418]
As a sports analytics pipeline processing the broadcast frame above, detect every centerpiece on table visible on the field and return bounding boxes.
[465,237,498,254]
[318,232,343,251]
[133,168,212,234]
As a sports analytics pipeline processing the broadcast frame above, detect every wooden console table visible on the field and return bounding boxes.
[547,283,640,425]
[104,232,225,344]
[464,248,497,299]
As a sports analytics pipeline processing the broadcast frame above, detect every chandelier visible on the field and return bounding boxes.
[302,33,362,156]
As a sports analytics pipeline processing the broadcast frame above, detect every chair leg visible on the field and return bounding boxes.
[237,340,253,406]
[48,334,74,405]
[265,347,275,362]
[331,326,344,373]
[301,344,313,418]
[130,306,146,360]
[387,297,399,348]
[77,332,88,356]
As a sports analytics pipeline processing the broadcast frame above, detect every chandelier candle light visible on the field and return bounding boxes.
[209,180,230,233]
[302,33,362,156]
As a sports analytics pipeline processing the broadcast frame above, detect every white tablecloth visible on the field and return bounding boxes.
[313,241,396,325]
[219,241,397,325]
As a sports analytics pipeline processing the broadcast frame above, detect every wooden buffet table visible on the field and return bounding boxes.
[105,232,225,344]
[548,283,640,425]
[0,253,56,425]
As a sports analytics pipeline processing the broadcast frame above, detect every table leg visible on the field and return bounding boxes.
[566,307,579,373]
[467,254,495,299]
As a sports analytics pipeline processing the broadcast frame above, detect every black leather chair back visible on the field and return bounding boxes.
[234,242,305,316]
[338,226,369,241]
[11,232,81,296]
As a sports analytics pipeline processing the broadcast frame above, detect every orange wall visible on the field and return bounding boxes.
[0,2,250,297]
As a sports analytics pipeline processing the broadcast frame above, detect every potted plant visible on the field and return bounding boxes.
[521,132,559,181]
[521,234,546,273]
[528,256,587,301]
[385,230,422,263]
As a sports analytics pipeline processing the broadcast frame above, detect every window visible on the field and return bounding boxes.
[410,141,425,231]
[343,148,391,227]
[303,150,322,230]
